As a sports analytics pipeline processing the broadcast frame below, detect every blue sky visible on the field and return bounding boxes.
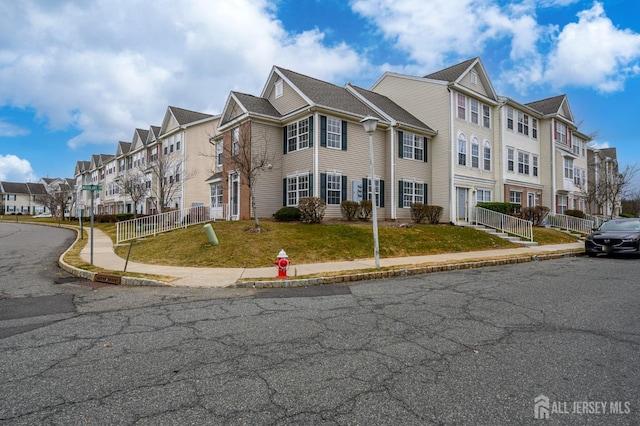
[1,0,639,190]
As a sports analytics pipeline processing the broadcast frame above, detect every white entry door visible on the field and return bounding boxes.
[457,187,468,222]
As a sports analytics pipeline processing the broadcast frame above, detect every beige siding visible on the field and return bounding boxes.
[268,79,309,115]
[252,122,286,217]
[458,65,491,98]
[182,119,219,209]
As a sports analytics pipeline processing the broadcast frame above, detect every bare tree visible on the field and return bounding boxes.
[222,121,276,231]
[146,153,197,213]
[115,169,148,218]
[585,150,638,218]
[622,188,640,217]
[35,186,72,222]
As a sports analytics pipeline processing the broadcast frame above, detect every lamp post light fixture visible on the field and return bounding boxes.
[360,115,380,268]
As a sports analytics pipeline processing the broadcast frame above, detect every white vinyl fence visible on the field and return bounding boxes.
[544,213,594,235]
[116,205,227,244]
[474,207,534,242]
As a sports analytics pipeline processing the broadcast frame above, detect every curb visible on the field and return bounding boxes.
[228,250,583,289]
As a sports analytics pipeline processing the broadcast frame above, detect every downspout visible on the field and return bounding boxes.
[448,87,456,223]
[550,119,556,214]
[181,129,187,211]
[390,124,396,219]
[314,112,319,198]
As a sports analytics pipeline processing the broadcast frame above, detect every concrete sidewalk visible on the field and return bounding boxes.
[76,227,585,288]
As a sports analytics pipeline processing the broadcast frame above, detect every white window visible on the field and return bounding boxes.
[507,147,514,172]
[275,80,283,98]
[326,174,342,205]
[457,134,467,166]
[326,117,342,149]
[483,141,491,171]
[232,128,239,155]
[532,155,538,177]
[510,190,522,204]
[366,178,382,207]
[556,122,567,144]
[402,181,424,207]
[507,107,514,130]
[477,189,491,203]
[482,105,491,128]
[216,142,223,166]
[210,183,223,207]
[287,174,310,206]
[470,99,479,125]
[532,118,538,139]
[471,138,479,168]
[457,94,466,120]
[558,194,568,214]
[287,118,310,152]
[564,157,574,179]
[518,151,530,175]
[517,112,529,136]
[402,132,424,161]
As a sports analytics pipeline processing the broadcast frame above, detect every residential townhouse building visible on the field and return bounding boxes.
[587,147,620,217]
[212,66,435,221]
[0,181,49,215]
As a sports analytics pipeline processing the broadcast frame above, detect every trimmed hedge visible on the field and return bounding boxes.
[520,205,550,226]
[273,207,301,222]
[564,209,586,219]
[298,197,326,223]
[477,202,521,215]
[340,201,360,221]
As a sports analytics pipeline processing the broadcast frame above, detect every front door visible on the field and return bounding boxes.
[457,187,468,222]
[230,173,240,220]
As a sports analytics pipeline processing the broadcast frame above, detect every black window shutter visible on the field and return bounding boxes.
[320,173,327,201]
[398,131,404,158]
[341,175,347,202]
[362,178,368,201]
[424,183,428,203]
[320,116,327,147]
[398,180,404,208]
[341,120,347,151]
[283,125,288,154]
[424,137,428,162]
[309,173,314,197]
[380,180,385,208]
[308,116,314,147]
[282,178,287,206]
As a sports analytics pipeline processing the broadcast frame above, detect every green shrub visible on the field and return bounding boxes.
[298,197,326,223]
[564,209,585,219]
[340,201,360,221]
[116,213,135,222]
[425,205,444,224]
[358,200,372,220]
[477,202,521,215]
[620,212,637,218]
[521,205,550,226]
[273,206,301,222]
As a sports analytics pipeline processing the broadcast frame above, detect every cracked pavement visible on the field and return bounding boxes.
[1,222,639,424]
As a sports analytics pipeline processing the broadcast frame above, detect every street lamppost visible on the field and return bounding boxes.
[360,115,380,268]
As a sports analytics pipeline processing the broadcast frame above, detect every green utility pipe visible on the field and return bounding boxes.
[204,223,219,245]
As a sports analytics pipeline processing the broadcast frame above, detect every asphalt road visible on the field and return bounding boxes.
[0,222,639,424]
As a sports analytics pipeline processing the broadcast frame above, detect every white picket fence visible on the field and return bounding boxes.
[116,205,227,244]
[474,207,534,242]
[544,213,594,235]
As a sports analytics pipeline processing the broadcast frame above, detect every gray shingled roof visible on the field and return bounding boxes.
[26,183,48,195]
[136,128,149,143]
[348,85,434,132]
[424,57,477,81]
[232,92,282,118]
[0,181,29,194]
[118,141,132,154]
[277,67,378,117]
[525,95,566,115]
[149,125,161,140]
[169,106,214,125]
[599,147,617,160]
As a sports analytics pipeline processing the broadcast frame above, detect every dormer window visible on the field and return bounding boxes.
[275,80,283,99]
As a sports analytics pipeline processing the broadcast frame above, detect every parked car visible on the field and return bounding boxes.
[585,218,640,257]
[33,213,53,218]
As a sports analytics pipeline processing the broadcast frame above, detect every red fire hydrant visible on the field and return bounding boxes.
[275,249,290,278]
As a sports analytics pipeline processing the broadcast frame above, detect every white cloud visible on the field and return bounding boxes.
[543,2,640,92]
[0,154,37,182]
[0,0,365,149]
[588,141,610,149]
[0,119,29,137]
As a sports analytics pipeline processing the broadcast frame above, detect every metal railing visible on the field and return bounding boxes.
[474,207,533,242]
[584,214,606,229]
[116,204,227,244]
[545,213,594,235]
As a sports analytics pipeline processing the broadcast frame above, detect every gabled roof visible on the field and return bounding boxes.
[26,182,48,195]
[168,106,214,126]
[130,128,149,151]
[275,67,379,117]
[75,160,91,175]
[116,141,132,157]
[0,181,29,194]
[146,125,161,144]
[232,92,282,118]
[525,94,566,115]
[347,84,434,134]
[424,57,478,81]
